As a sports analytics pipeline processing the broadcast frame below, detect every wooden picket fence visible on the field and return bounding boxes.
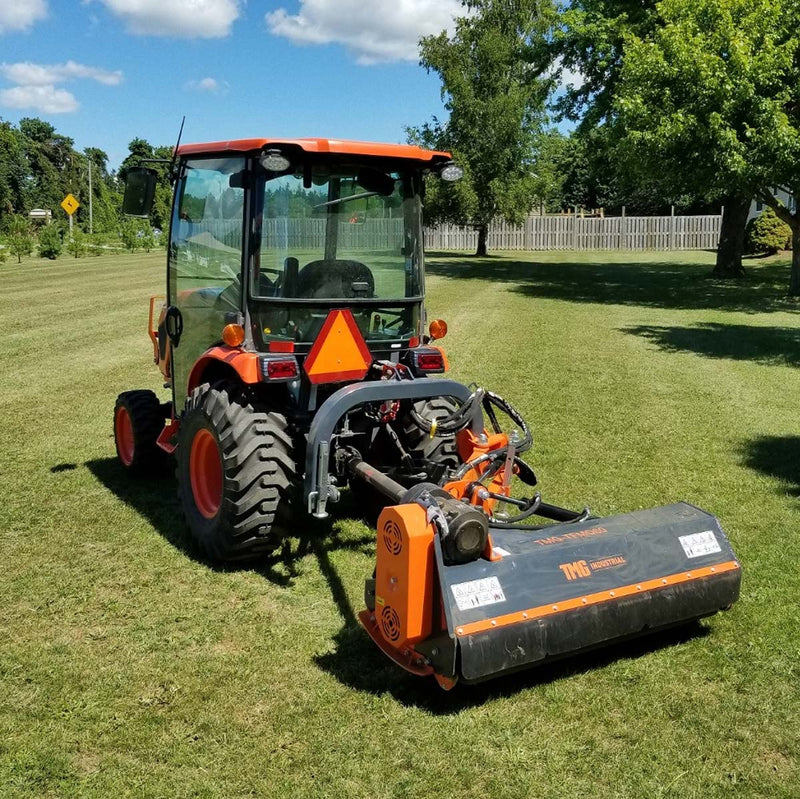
[424,213,722,251]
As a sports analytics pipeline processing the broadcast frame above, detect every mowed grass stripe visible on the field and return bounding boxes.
[0,250,798,798]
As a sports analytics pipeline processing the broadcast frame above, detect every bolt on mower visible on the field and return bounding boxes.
[114,137,741,689]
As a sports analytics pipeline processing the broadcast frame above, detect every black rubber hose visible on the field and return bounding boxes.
[489,505,593,531]
[407,387,485,438]
[482,390,532,452]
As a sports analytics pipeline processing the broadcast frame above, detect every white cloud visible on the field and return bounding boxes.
[1,61,123,87]
[185,76,228,94]
[0,60,122,114]
[0,1,48,34]
[95,0,240,38]
[266,0,462,65]
[0,85,78,114]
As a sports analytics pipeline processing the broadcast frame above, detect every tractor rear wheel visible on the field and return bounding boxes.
[401,397,462,479]
[176,383,296,563]
[114,389,166,475]
[349,397,463,522]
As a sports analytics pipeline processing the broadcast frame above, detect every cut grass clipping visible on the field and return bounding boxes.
[1,250,798,798]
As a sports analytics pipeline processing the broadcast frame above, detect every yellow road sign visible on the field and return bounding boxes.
[61,194,80,216]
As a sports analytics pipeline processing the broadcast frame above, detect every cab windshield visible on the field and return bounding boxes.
[251,166,422,303]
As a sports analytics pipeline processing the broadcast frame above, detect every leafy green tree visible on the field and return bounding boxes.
[65,228,87,258]
[411,0,555,255]
[77,147,122,234]
[119,218,140,251]
[5,215,34,263]
[561,0,800,287]
[19,118,79,215]
[0,120,28,222]
[37,224,62,259]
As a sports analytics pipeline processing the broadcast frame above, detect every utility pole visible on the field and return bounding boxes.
[88,158,93,235]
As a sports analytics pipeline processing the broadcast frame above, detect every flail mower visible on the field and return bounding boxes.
[115,137,741,688]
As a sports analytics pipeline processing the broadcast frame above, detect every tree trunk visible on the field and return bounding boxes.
[475,224,488,257]
[713,195,750,277]
[791,227,800,298]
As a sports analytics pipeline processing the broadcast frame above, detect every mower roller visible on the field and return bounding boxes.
[115,137,741,688]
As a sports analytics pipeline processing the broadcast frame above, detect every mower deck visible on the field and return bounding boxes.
[369,501,741,685]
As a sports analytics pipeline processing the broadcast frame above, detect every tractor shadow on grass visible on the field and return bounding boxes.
[315,609,710,713]
[622,323,800,366]
[740,435,800,496]
[425,253,796,314]
[84,457,375,587]
[84,457,712,711]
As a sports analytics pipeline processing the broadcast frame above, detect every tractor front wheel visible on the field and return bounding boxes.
[114,389,166,474]
[176,384,296,563]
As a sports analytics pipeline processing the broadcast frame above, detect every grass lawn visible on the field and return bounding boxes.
[1,248,799,798]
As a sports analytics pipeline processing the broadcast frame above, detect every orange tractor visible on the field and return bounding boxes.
[115,138,740,688]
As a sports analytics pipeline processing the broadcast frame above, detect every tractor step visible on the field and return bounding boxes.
[434,502,740,683]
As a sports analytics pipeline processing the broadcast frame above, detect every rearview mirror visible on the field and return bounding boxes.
[357,168,395,196]
[122,167,157,217]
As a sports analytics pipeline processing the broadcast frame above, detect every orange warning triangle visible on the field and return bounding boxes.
[304,309,373,384]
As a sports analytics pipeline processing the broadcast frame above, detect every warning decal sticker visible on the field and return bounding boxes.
[451,576,506,611]
[679,530,722,559]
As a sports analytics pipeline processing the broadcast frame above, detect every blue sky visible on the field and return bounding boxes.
[0,1,466,170]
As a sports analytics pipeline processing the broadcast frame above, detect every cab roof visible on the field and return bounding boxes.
[176,137,451,163]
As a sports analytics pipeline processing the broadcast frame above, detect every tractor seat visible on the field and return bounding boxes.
[294,259,375,299]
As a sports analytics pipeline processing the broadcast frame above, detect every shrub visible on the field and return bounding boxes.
[66,229,87,258]
[0,242,7,263]
[745,208,792,255]
[37,224,62,259]
[5,215,34,263]
[119,218,138,251]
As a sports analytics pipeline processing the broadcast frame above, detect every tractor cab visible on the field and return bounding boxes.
[125,139,458,404]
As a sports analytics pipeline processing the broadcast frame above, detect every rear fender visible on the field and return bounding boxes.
[187,347,261,394]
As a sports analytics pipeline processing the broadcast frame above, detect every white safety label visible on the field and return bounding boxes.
[451,576,506,611]
[679,530,722,559]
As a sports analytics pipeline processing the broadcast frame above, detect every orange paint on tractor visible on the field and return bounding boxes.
[187,346,262,393]
[176,137,451,163]
[303,309,373,385]
[373,504,435,650]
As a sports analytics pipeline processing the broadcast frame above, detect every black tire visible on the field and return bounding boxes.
[176,383,296,563]
[114,389,166,475]
[401,397,462,478]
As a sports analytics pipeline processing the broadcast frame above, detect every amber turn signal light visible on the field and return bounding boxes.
[222,323,245,347]
[429,319,448,341]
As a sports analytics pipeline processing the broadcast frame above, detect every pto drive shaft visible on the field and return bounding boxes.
[347,455,489,564]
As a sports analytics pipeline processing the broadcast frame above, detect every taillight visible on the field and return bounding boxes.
[260,356,299,381]
[407,347,446,375]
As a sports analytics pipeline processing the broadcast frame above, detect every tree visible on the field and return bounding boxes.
[79,147,122,234]
[411,0,555,256]
[37,224,62,259]
[559,0,800,285]
[5,215,34,263]
[19,117,79,215]
[65,228,87,258]
[119,218,141,251]
[0,120,27,222]
[606,0,800,286]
